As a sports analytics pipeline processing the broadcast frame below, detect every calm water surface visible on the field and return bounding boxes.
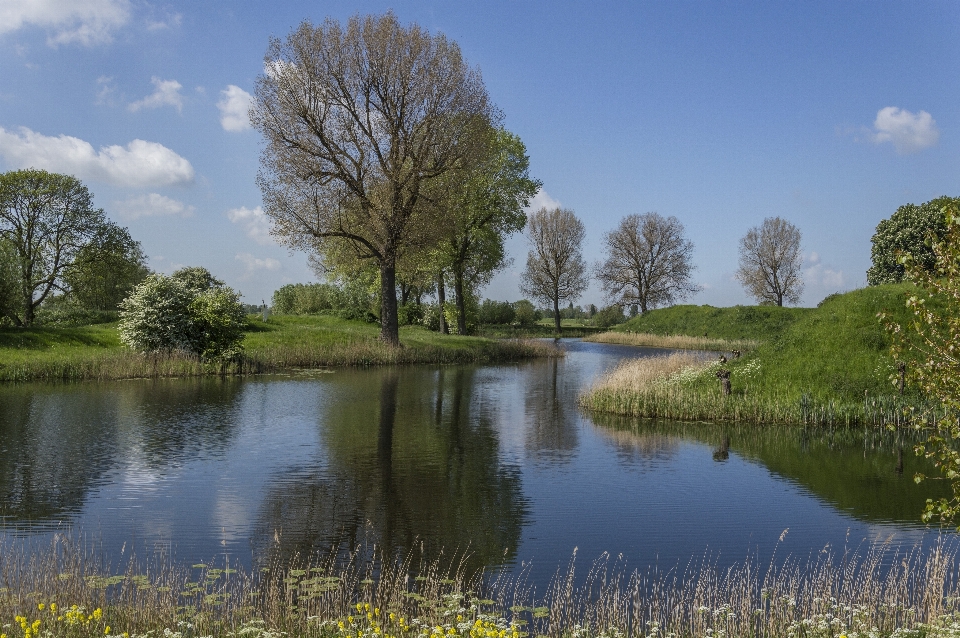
[0,340,950,585]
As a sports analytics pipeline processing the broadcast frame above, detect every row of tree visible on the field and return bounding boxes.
[515,206,806,332]
[0,169,150,326]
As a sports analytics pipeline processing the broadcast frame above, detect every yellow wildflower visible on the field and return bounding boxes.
[37,603,45,611]
[105,626,111,635]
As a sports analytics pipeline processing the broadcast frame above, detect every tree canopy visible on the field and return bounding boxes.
[252,12,496,345]
[62,223,149,311]
[595,212,699,314]
[736,217,803,306]
[867,196,958,286]
[0,169,108,325]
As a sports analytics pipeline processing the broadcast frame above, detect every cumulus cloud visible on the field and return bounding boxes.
[226,205,274,245]
[0,0,131,46]
[113,193,194,220]
[145,12,181,31]
[217,85,253,132]
[128,77,184,113]
[804,252,845,292]
[871,107,939,154]
[524,188,562,215]
[236,253,281,273]
[0,126,194,188]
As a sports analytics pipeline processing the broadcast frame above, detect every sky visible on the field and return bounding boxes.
[0,0,958,308]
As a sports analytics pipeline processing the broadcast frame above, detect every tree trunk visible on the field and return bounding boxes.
[437,271,448,335]
[22,291,34,326]
[454,269,467,335]
[553,296,561,334]
[379,260,400,346]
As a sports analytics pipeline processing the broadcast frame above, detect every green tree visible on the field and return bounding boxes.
[883,203,960,526]
[867,196,958,285]
[435,128,540,334]
[252,12,496,346]
[119,267,245,360]
[62,223,149,311]
[0,169,107,325]
[0,238,22,324]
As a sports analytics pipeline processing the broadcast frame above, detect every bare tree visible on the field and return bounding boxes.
[736,217,803,306]
[520,207,589,333]
[595,212,699,314]
[252,12,497,345]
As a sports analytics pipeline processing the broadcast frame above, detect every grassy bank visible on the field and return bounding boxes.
[2,537,959,638]
[581,285,929,426]
[0,315,559,383]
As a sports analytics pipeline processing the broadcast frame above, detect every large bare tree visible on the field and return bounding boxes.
[519,207,589,333]
[252,12,496,345]
[595,212,699,314]
[736,216,803,306]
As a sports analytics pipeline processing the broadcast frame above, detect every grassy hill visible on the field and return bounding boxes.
[581,284,922,426]
[613,303,809,341]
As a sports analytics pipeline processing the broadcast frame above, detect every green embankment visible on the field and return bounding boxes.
[582,285,925,426]
[0,315,557,383]
[592,303,809,348]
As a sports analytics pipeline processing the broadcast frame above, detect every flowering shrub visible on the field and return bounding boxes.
[119,268,245,361]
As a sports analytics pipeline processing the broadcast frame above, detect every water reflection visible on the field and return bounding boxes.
[250,367,527,574]
[590,414,949,526]
[0,379,243,527]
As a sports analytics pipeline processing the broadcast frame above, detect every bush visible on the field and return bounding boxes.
[513,300,539,327]
[479,300,516,325]
[397,302,424,326]
[119,269,245,361]
[593,304,626,328]
[271,281,377,322]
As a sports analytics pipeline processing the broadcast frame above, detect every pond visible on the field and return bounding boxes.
[0,340,950,587]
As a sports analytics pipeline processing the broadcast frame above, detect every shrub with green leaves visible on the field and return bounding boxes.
[867,196,959,285]
[119,268,245,361]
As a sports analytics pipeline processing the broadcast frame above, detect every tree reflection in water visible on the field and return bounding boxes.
[251,366,527,576]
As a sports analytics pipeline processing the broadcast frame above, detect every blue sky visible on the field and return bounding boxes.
[0,1,957,308]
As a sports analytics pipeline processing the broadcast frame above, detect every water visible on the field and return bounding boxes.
[0,340,950,586]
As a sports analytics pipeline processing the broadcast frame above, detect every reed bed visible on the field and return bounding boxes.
[585,332,759,353]
[3,535,960,638]
[580,354,930,427]
[0,338,560,383]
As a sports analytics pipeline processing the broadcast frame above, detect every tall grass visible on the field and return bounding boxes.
[580,353,933,427]
[584,332,759,353]
[0,338,560,383]
[2,535,960,638]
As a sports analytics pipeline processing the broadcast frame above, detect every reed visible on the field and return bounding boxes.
[2,535,959,638]
[584,332,759,353]
[580,354,931,427]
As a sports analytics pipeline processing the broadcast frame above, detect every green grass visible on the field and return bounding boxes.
[0,315,559,383]
[581,285,929,426]
[609,302,810,341]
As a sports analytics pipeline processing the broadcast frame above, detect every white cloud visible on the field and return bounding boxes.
[226,205,274,245]
[236,253,280,273]
[804,253,844,292]
[129,77,184,113]
[0,126,194,188]
[95,75,116,105]
[0,0,131,46]
[524,188,562,215]
[113,193,194,220]
[217,85,253,132]
[145,12,181,31]
[871,107,939,154]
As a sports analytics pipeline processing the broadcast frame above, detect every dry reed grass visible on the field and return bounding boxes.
[1,535,959,638]
[585,332,759,353]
